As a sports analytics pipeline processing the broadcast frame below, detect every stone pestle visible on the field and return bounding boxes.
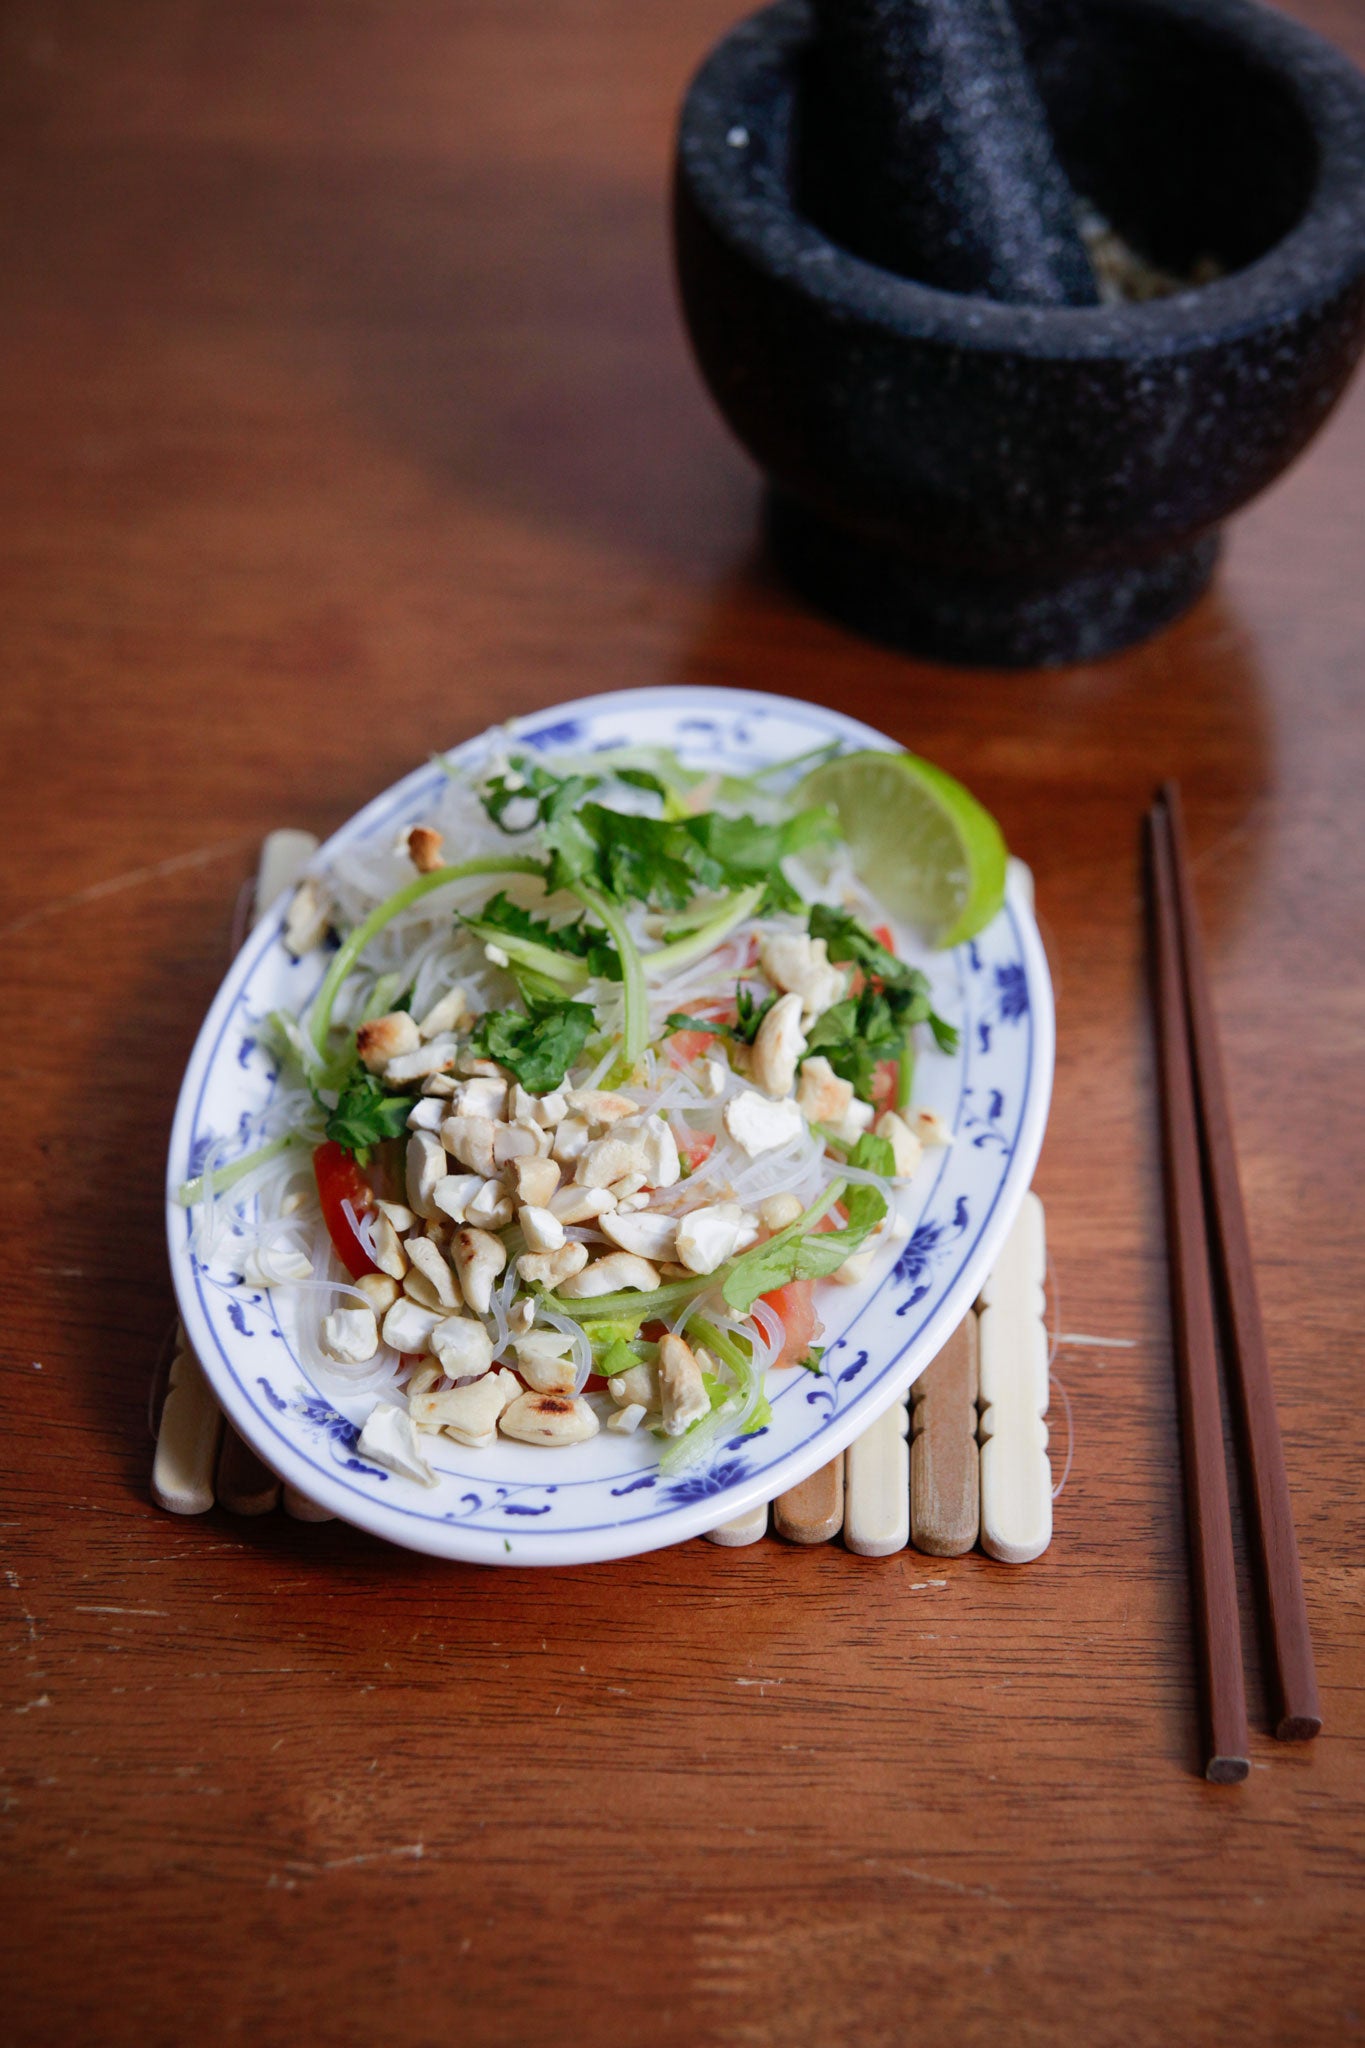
[804,0,1099,306]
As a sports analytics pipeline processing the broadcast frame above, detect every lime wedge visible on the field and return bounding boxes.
[797,749,1007,947]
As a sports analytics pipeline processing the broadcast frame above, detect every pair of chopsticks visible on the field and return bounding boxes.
[1146,783,1320,1781]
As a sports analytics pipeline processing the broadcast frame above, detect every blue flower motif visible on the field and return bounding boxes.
[522,718,583,750]
[663,1458,750,1504]
[188,1131,217,1178]
[297,1396,361,1453]
[236,1035,257,1068]
[257,1377,287,1414]
[610,1475,656,1498]
[895,1197,970,1314]
[226,1300,252,1338]
[995,962,1029,1022]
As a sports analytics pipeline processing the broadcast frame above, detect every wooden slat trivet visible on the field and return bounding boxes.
[774,1455,845,1544]
[150,1327,223,1516]
[703,1500,769,1547]
[909,1312,980,1556]
[978,1191,1052,1563]
[215,1428,283,1517]
[844,1393,910,1556]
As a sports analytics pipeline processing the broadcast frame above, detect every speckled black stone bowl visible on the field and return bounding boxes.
[673,0,1365,666]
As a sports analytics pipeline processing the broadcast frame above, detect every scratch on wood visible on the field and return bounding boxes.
[0,838,246,942]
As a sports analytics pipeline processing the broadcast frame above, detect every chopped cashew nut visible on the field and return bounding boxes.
[913,1109,953,1147]
[440,1115,499,1179]
[499,1392,600,1447]
[449,1228,506,1316]
[532,1091,568,1128]
[353,1272,400,1317]
[464,1181,515,1229]
[759,1193,804,1233]
[320,1308,380,1364]
[403,1268,442,1311]
[674,1201,748,1275]
[453,1077,507,1121]
[516,1241,589,1288]
[283,877,333,959]
[376,1200,416,1232]
[749,991,807,1097]
[384,1034,460,1084]
[416,987,470,1040]
[874,1110,923,1179]
[758,932,846,1022]
[428,1315,494,1379]
[371,1213,408,1281]
[356,1010,421,1074]
[411,1369,519,1448]
[356,1403,436,1485]
[552,1116,592,1164]
[832,1248,876,1287]
[829,1096,876,1147]
[608,1364,658,1410]
[508,1297,536,1336]
[606,1403,647,1435]
[404,1234,461,1308]
[600,1209,679,1261]
[493,1122,540,1166]
[431,1173,486,1224]
[796,1055,854,1126]
[512,1156,560,1207]
[519,1205,566,1254]
[565,1089,638,1126]
[698,1057,728,1099]
[512,1332,578,1395]
[407,825,444,873]
[548,1184,617,1225]
[406,1097,447,1133]
[243,1245,313,1285]
[419,1072,459,1098]
[724,1090,804,1158]
[557,1251,661,1298]
[657,1333,711,1437]
[381,1297,443,1354]
[406,1130,447,1219]
[757,929,843,1024]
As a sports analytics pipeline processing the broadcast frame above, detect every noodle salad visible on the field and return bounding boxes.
[176,735,978,1486]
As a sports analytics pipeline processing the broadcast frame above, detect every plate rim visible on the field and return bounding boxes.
[166,683,1053,1564]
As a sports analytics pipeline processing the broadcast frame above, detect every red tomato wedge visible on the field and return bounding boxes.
[760,1279,822,1370]
[679,1129,716,1172]
[667,1028,718,1066]
[312,1141,379,1279]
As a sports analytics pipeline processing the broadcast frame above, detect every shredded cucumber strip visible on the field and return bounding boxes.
[307,856,544,1055]
[641,883,765,980]
[572,883,647,1083]
[175,1132,304,1208]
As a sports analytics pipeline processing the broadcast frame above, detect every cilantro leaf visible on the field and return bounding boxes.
[721,1179,888,1315]
[467,891,621,981]
[324,1070,416,1159]
[466,997,595,1094]
[663,984,776,1048]
[802,907,958,1095]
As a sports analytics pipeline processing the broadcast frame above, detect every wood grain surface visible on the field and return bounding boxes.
[2,4,1363,2044]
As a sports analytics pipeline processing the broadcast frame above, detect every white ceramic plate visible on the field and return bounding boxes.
[166,686,1053,1564]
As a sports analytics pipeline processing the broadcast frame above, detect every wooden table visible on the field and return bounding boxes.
[4,4,1363,2041]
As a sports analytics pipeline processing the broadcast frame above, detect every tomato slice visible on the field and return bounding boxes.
[679,1129,716,1172]
[668,1028,718,1066]
[312,1141,379,1279]
[760,1279,822,1370]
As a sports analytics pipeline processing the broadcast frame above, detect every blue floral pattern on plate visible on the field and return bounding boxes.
[166,686,1053,1566]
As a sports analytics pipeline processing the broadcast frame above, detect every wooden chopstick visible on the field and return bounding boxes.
[1146,803,1250,1783]
[1158,784,1321,1741]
